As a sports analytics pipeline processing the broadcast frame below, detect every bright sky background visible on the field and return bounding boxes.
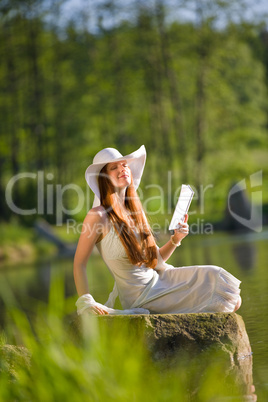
[57,0,268,32]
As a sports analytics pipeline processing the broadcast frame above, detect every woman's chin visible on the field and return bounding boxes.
[118,178,131,188]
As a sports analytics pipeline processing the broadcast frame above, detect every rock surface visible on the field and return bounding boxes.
[145,313,253,394]
[73,312,253,395]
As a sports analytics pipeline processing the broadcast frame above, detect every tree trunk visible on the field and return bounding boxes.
[26,16,45,170]
[155,0,188,183]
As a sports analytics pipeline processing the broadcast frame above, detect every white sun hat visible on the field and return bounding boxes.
[85,145,146,207]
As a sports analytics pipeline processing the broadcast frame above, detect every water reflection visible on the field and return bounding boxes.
[0,257,76,328]
[232,243,257,271]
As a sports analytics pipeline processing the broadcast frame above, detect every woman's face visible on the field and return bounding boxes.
[106,160,131,189]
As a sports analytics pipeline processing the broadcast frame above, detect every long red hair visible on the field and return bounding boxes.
[98,165,157,269]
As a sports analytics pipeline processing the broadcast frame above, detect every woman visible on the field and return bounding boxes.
[74,145,241,316]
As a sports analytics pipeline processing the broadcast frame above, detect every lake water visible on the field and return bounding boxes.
[0,229,267,399]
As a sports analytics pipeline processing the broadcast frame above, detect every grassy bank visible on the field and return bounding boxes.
[0,221,80,267]
[0,222,53,267]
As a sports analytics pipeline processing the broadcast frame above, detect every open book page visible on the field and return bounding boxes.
[169,184,194,230]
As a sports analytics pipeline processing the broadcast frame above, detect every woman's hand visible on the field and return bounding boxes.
[76,293,110,316]
[159,214,189,262]
[172,214,189,244]
[85,306,109,315]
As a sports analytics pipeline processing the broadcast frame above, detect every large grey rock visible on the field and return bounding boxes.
[144,313,253,393]
[72,312,253,397]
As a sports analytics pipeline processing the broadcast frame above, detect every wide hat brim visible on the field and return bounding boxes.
[85,145,146,208]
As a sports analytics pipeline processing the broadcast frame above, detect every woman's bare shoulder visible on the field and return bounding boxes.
[84,206,108,224]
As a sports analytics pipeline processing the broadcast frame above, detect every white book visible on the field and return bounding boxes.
[169,184,194,230]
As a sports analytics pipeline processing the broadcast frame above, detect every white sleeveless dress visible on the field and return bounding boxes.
[95,225,241,314]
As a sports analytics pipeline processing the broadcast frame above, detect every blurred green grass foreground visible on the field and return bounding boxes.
[0,272,247,402]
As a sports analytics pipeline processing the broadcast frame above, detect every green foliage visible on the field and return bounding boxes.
[0,0,267,224]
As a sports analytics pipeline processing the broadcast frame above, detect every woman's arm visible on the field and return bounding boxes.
[73,207,109,315]
[159,214,189,262]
